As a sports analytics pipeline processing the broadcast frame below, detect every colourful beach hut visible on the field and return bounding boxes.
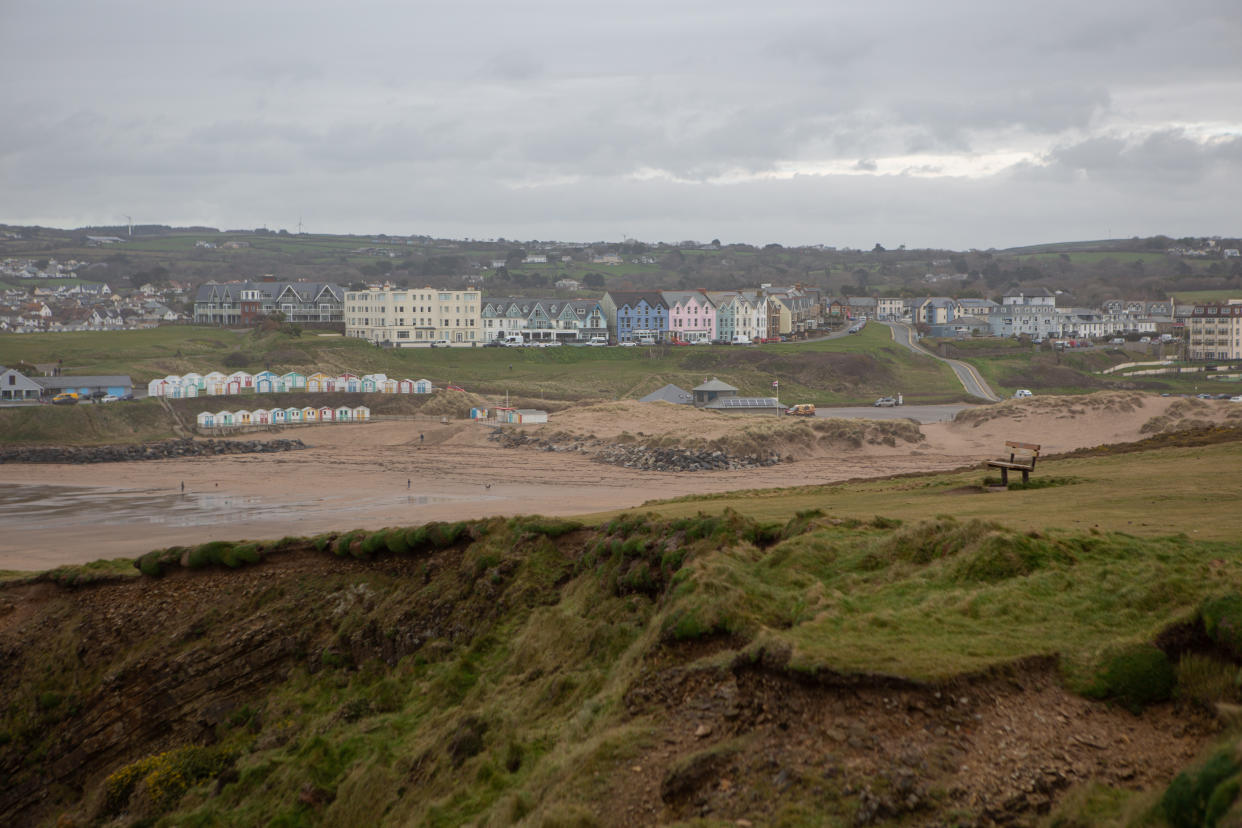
[318,406,335,422]
[352,405,370,421]
[307,372,331,393]
[235,409,252,426]
[335,405,352,421]
[340,373,361,393]
[396,379,414,394]
[253,409,270,425]
[227,371,254,390]
[380,379,398,394]
[196,411,215,428]
[182,372,205,390]
[414,379,433,394]
[180,380,199,398]
[271,408,287,424]
[285,407,302,423]
[254,371,279,393]
[301,406,318,423]
[360,377,378,393]
[470,407,488,420]
[281,371,307,390]
[217,410,234,427]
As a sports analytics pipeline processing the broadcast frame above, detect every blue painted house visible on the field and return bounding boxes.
[601,291,669,343]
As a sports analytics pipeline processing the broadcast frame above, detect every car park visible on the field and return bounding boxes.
[873,396,897,407]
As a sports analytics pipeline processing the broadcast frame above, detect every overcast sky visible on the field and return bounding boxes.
[2,0,1239,249]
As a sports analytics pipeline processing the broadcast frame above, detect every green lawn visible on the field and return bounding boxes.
[623,438,1242,542]
[0,323,967,405]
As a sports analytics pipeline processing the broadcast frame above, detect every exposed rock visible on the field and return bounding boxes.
[0,438,306,464]
[487,428,780,472]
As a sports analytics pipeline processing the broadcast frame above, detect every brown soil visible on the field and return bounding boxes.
[614,656,1214,826]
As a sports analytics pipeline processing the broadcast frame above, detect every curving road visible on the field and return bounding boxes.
[883,321,1002,402]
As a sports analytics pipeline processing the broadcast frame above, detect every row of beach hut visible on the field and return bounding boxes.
[196,406,371,428]
[149,372,433,398]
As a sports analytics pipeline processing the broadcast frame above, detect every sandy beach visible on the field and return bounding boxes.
[2,393,1234,570]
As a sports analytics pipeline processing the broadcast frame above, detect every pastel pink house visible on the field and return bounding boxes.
[663,290,716,343]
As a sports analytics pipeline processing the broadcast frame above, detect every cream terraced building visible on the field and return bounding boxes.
[1188,301,1242,361]
[344,286,482,346]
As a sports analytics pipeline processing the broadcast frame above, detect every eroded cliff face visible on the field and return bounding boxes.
[0,516,1227,827]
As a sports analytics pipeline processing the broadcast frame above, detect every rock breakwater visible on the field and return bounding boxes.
[0,438,307,464]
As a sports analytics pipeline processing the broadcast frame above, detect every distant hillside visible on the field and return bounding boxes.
[2,225,1238,304]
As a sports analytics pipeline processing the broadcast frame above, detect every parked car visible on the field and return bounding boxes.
[618,341,636,347]
[1013,389,1034,398]
[873,396,897,407]
[430,339,450,348]
[482,340,505,348]
[99,394,120,403]
[587,336,608,346]
[1231,396,1242,403]
[52,392,79,405]
[786,404,816,416]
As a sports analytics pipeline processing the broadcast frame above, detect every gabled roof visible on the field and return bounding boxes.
[661,290,714,308]
[606,291,667,310]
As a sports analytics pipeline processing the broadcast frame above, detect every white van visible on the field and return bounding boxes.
[732,334,753,345]
[1013,389,1034,398]
[502,334,525,347]
[588,336,608,346]
[637,335,656,346]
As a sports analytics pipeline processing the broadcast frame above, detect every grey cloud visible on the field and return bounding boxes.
[2,0,1240,248]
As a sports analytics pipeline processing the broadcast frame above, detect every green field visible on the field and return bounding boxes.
[0,324,968,406]
[1014,250,1182,266]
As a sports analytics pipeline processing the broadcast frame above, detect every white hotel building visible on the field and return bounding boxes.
[344,286,482,346]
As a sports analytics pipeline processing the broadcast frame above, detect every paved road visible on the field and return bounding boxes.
[814,404,974,424]
[883,321,1001,402]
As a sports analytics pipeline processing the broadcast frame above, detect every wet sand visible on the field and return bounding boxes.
[0,420,976,570]
[3,393,1226,571]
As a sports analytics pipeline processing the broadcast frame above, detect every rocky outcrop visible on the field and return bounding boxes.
[487,428,780,472]
[0,438,306,464]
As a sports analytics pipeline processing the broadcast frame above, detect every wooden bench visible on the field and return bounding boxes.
[986,441,1041,486]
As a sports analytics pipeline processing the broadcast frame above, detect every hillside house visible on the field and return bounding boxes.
[0,368,43,401]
